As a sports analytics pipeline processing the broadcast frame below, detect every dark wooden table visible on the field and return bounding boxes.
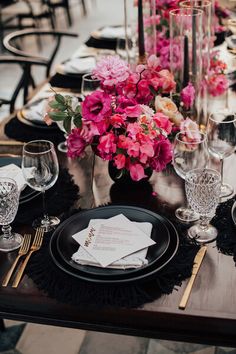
[0,140,236,348]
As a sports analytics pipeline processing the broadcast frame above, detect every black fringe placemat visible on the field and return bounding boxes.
[5,117,65,146]
[212,195,236,264]
[14,168,80,225]
[26,209,199,309]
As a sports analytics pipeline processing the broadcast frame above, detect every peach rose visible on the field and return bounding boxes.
[154,96,183,126]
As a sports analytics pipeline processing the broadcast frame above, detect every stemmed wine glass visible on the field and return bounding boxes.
[173,131,209,222]
[185,168,221,243]
[0,177,23,252]
[207,110,236,198]
[22,140,60,232]
[81,73,100,98]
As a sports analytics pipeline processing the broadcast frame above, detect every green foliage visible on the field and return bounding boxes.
[48,92,82,134]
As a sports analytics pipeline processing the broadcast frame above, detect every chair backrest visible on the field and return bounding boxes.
[3,29,78,78]
[0,55,48,113]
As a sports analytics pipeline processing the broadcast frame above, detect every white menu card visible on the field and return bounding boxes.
[72,214,155,268]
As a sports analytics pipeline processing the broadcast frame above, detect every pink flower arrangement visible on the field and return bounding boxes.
[46,55,193,181]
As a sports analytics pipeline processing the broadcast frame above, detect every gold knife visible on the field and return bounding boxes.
[179,246,207,310]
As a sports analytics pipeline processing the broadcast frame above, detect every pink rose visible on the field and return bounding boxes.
[180,83,195,110]
[82,91,112,123]
[158,69,176,93]
[180,118,201,142]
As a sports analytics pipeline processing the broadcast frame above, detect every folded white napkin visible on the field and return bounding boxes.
[72,219,153,269]
[99,26,128,39]
[23,99,46,122]
[0,164,26,192]
[63,57,96,74]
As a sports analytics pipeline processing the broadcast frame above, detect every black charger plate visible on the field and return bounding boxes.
[0,155,41,204]
[49,206,179,284]
[56,205,170,278]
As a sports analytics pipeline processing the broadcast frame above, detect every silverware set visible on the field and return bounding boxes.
[2,228,44,288]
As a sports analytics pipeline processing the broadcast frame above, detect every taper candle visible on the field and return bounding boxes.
[183,35,189,87]
[138,0,145,60]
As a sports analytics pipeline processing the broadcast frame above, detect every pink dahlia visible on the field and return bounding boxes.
[92,55,130,87]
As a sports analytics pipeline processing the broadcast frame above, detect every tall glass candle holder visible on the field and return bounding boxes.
[180,1,212,126]
[170,8,203,123]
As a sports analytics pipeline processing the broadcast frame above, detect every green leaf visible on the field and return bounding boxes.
[63,117,72,133]
[73,115,82,128]
[48,111,67,121]
[75,105,81,113]
[55,94,65,104]
[49,101,66,110]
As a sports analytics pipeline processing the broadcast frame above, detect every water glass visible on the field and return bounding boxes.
[0,177,23,252]
[207,109,236,198]
[173,131,209,221]
[81,73,100,98]
[22,140,60,232]
[185,168,221,243]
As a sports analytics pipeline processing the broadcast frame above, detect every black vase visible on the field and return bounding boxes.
[108,161,152,185]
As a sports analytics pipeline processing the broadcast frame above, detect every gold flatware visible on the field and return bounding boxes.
[12,228,44,288]
[0,140,25,146]
[179,246,207,310]
[2,234,31,287]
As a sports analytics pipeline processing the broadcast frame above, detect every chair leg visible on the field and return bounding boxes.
[80,0,87,16]
[64,0,72,26]
[0,319,6,332]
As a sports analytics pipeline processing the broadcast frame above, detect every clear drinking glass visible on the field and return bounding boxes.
[173,131,209,221]
[22,140,60,232]
[185,168,221,243]
[207,110,236,198]
[0,177,23,252]
[81,73,100,98]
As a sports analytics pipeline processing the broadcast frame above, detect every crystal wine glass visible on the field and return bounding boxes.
[185,168,221,243]
[0,177,23,252]
[173,131,209,222]
[207,110,236,198]
[22,140,60,232]
[81,73,100,98]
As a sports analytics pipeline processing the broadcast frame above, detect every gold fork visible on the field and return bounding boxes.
[2,234,31,287]
[12,228,44,288]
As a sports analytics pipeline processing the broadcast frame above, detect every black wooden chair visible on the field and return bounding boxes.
[3,28,78,79]
[0,55,48,113]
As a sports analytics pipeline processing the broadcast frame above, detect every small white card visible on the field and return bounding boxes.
[72,218,153,269]
[72,214,155,267]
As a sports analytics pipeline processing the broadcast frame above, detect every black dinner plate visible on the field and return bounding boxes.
[231,201,236,226]
[49,206,179,284]
[56,205,170,278]
[0,155,41,204]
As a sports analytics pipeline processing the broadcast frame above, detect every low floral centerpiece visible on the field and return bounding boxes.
[45,55,199,182]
